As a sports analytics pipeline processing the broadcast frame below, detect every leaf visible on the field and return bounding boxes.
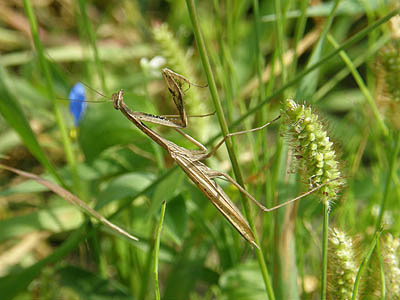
[96,172,154,209]
[164,194,188,245]
[0,227,85,300]
[0,164,138,242]
[296,0,340,100]
[0,65,61,183]
[0,205,83,243]
[57,265,132,300]
[78,93,157,162]
[163,256,216,300]
[147,168,184,217]
[0,177,49,196]
[219,261,266,300]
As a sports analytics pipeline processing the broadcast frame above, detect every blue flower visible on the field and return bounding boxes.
[69,82,87,126]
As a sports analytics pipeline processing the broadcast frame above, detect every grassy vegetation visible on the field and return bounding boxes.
[0,1,399,299]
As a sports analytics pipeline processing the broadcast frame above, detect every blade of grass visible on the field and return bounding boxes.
[0,164,138,242]
[0,226,85,300]
[22,0,81,194]
[321,203,330,300]
[253,0,265,99]
[375,133,400,230]
[154,200,166,300]
[314,34,390,102]
[327,34,388,136]
[351,230,381,300]
[185,1,275,299]
[296,0,341,100]
[273,0,287,84]
[224,7,400,138]
[0,165,174,300]
[0,65,63,185]
[290,0,308,76]
[77,0,108,94]
[376,235,385,300]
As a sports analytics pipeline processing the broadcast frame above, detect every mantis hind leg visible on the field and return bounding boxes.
[207,170,341,212]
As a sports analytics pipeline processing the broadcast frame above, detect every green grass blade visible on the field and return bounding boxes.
[77,0,108,94]
[375,133,400,229]
[0,65,63,185]
[321,203,330,300]
[218,7,400,139]
[296,0,341,100]
[351,230,381,300]
[327,34,388,136]
[22,0,81,194]
[185,1,275,299]
[154,200,166,300]
[0,227,85,300]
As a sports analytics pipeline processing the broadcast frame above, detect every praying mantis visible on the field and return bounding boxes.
[86,68,334,248]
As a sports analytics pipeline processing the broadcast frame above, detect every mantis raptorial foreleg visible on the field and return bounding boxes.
[168,113,341,213]
[160,111,215,119]
[202,115,282,159]
[161,68,208,128]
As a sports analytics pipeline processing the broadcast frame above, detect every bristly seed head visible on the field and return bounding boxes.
[375,38,400,129]
[328,228,358,300]
[281,99,344,206]
[382,234,400,299]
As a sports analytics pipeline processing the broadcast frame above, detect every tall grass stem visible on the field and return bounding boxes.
[185,1,275,298]
[22,0,81,194]
[351,231,381,300]
[154,200,166,300]
[327,34,388,136]
[321,203,330,300]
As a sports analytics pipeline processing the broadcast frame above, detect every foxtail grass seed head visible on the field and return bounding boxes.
[282,99,343,206]
[328,228,358,300]
[375,17,400,129]
[382,234,400,298]
[379,40,400,102]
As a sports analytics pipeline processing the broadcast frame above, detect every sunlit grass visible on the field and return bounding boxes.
[0,1,399,300]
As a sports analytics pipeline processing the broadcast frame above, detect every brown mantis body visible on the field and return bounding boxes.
[111,86,336,247]
[68,68,337,247]
[112,89,259,246]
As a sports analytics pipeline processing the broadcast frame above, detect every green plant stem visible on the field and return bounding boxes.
[22,0,81,194]
[0,226,86,300]
[352,230,381,300]
[253,0,265,99]
[185,1,275,299]
[0,65,63,186]
[377,236,385,300]
[314,34,390,102]
[154,200,166,300]
[327,34,388,137]
[297,0,341,100]
[203,8,399,150]
[140,219,157,300]
[274,0,287,83]
[290,0,308,76]
[77,0,108,94]
[321,203,330,300]
[217,8,399,140]
[375,132,400,230]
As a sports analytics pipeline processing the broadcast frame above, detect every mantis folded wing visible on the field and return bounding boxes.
[111,89,339,248]
[67,68,338,246]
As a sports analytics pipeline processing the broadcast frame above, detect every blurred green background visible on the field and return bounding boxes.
[0,0,399,299]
